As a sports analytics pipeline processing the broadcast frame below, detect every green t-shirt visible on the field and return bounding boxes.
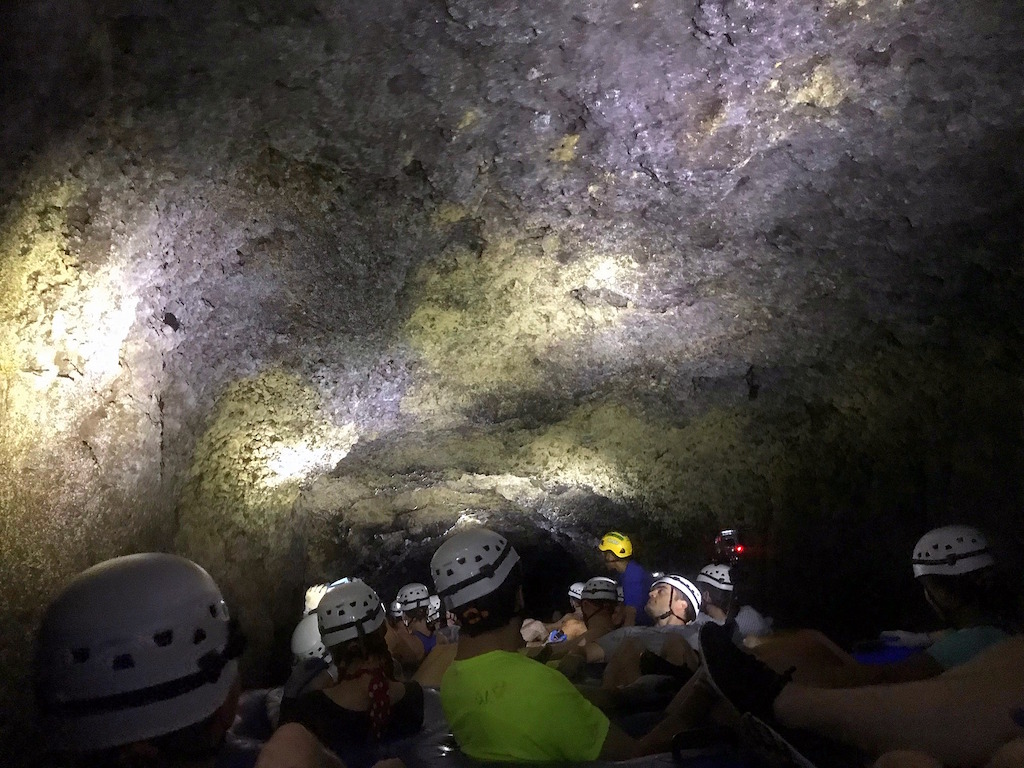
[925,625,1008,670]
[440,650,610,762]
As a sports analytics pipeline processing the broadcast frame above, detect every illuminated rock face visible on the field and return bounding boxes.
[1,0,1023,758]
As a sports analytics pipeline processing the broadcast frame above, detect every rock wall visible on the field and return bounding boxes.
[1,0,1023,761]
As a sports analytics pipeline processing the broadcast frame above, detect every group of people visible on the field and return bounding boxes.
[31,523,1024,768]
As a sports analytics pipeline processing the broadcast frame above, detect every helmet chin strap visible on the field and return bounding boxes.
[654,587,687,623]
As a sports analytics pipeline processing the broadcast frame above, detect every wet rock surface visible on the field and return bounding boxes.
[1,0,1023,760]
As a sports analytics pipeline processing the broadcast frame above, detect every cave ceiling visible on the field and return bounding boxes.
[0,0,1023,753]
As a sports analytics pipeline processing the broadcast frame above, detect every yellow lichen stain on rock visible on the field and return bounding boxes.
[402,236,638,418]
[518,401,780,533]
[430,202,470,229]
[457,109,480,131]
[790,64,848,109]
[550,134,580,163]
[0,181,81,386]
[176,369,358,548]
[0,177,138,440]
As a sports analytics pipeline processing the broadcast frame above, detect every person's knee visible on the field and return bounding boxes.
[985,738,1024,768]
[872,750,943,768]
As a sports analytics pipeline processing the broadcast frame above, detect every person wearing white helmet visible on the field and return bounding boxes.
[429,527,699,762]
[380,582,437,672]
[279,578,424,766]
[578,576,630,635]
[285,613,338,696]
[749,524,1014,690]
[520,580,588,645]
[695,563,773,640]
[539,576,631,664]
[397,582,439,659]
[33,552,345,768]
[582,573,705,677]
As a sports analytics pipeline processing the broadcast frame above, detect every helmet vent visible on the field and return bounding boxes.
[456,557,466,564]
[193,628,207,644]
[209,604,219,618]
[112,653,135,670]
[153,630,174,647]
[483,545,491,551]
[71,647,90,664]
[446,568,454,576]
[474,554,483,562]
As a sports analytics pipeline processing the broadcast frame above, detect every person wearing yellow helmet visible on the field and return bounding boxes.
[599,531,654,626]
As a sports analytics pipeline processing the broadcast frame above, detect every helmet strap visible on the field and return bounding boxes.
[655,587,689,623]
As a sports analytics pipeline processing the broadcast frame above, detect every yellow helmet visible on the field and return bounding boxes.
[599,531,633,558]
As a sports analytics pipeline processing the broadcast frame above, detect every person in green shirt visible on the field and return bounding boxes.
[429,526,694,762]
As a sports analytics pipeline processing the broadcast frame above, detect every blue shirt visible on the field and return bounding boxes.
[414,629,437,655]
[619,560,654,626]
[926,625,1008,669]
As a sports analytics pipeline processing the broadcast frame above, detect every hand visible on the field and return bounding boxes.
[305,584,330,614]
[878,630,933,648]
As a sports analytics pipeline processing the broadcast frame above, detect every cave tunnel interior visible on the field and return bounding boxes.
[1,0,1023,761]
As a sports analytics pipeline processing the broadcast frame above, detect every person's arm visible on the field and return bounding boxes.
[822,652,944,688]
[583,641,606,663]
[255,723,346,768]
[386,621,425,666]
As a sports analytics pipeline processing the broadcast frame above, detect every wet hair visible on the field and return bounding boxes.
[451,562,523,637]
[328,624,394,675]
[918,567,1021,632]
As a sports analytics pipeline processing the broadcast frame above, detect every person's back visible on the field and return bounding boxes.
[430,527,698,762]
[431,528,616,762]
[281,579,423,768]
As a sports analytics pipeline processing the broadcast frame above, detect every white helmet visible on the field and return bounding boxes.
[396,582,431,611]
[581,576,621,602]
[35,553,241,752]
[291,613,331,664]
[697,564,734,591]
[653,574,703,613]
[568,582,586,601]
[388,600,403,620]
[317,579,385,646]
[431,527,520,610]
[427,594,442,623]
[912,525,994,577]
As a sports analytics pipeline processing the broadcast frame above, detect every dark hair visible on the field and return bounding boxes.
[328,624,394,675]
[581,599,620,623]
[700,583,735,615]
[404,606,428,622]
[452,562,523,637]
[918,567,1020,632]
